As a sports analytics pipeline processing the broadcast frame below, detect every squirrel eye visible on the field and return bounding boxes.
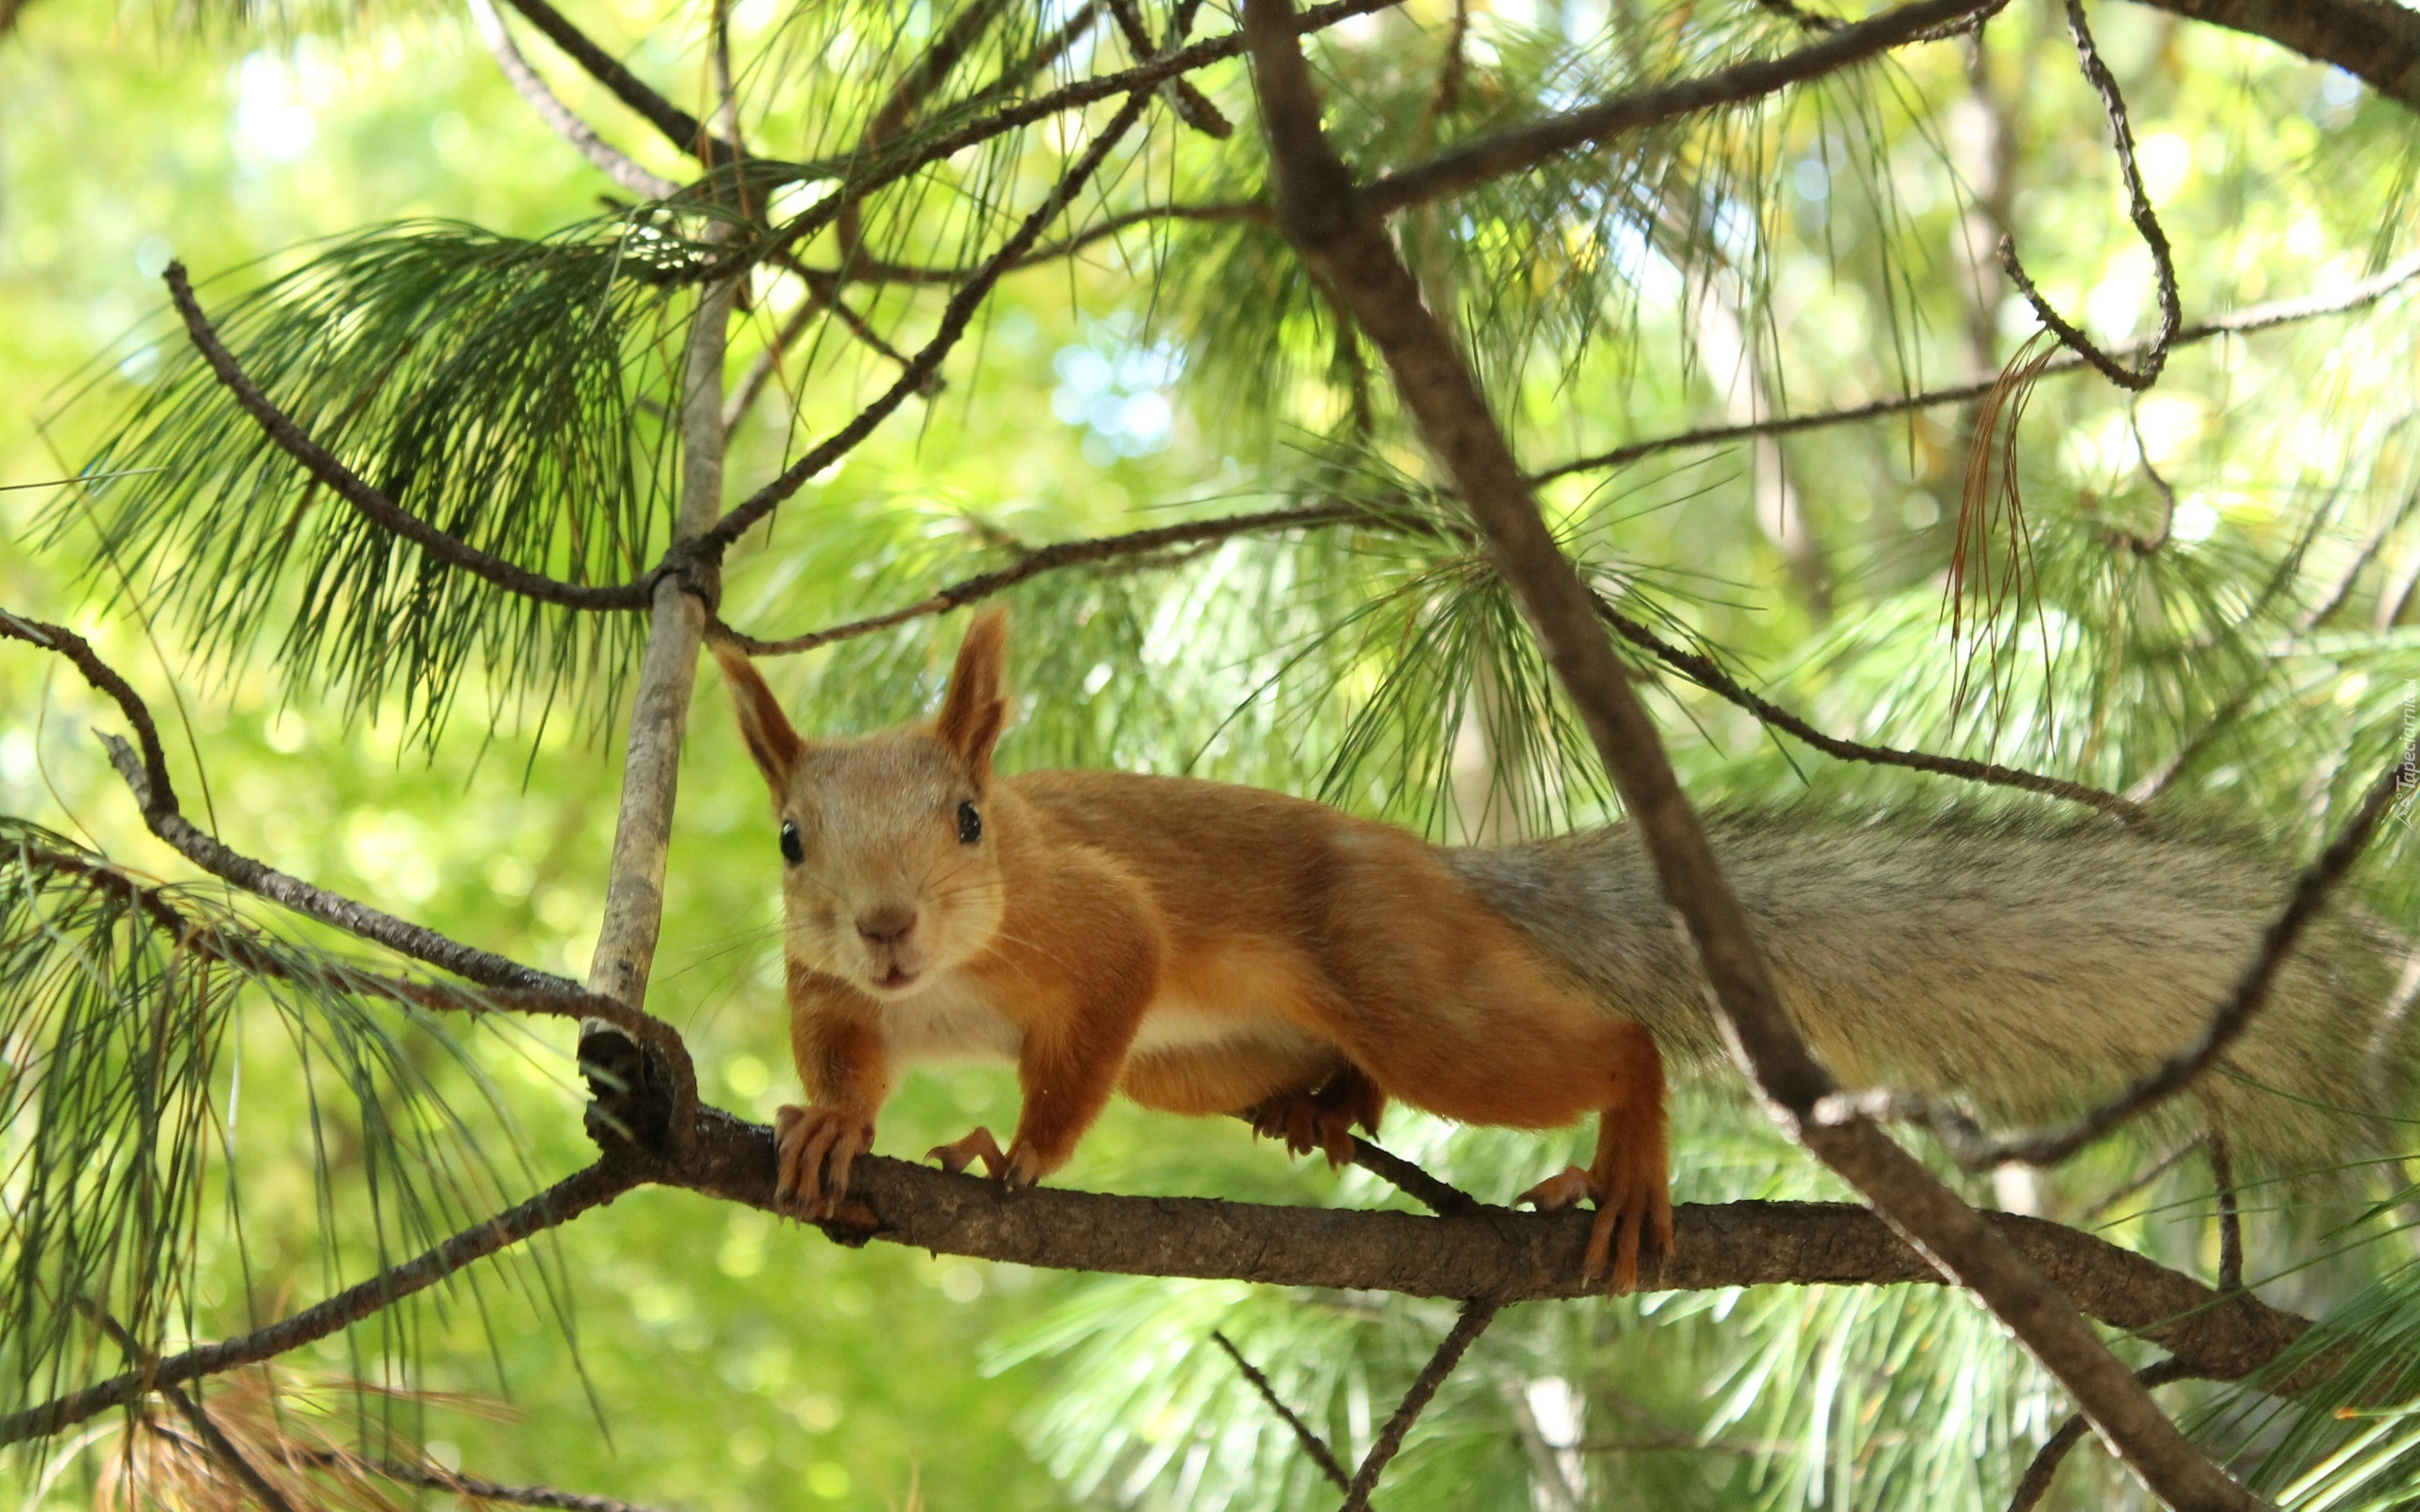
[957,800,981,845]
[779,820,803,866]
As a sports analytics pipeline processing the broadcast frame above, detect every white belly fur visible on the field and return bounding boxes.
[881,977,1022,1061]
[880,974,1317,1064]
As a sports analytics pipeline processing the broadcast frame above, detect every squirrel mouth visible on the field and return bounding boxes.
[874,966,918,991]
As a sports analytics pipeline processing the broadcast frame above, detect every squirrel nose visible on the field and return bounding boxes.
[855,904,917,947]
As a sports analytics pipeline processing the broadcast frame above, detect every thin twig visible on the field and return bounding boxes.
[493,0,745,166]
[0,1163,637,1449]
[1429,0,1470,115]
[1207,1331,1353,1491]
[261,1442,671,1512]
[1338,1299,1500,1512]
[794,201,1274,288]
[723,0,1406,283]
[1592,593,2140,818]
[2005,1359,2202,1512]
[2078,1138,2204,1223]
[713,503,1363,653]
[161,265,653,611]
[1532,248,2420,485]
[79,1307,304,1512]
[723,284,831,435]
[1997,0,2182,391]
[467,0,680,199]
[156,1383,305,1512]
[1360,0,1991,214]
[9,843,622,1030]
[1876,727,2420,1169]
[1106,0,1232,134]
[1344,1135,1482,1216]
[834,0,1017,269]
[704,76,1153,553]
[2205,1126,2244,1294]
[719,495,2131,816]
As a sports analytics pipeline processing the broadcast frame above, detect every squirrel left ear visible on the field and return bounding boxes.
[936,609,1010,781]
[712,638,806,794]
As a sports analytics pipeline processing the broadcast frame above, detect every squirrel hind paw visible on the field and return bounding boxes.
[1585,1183,1672,1296]
[928,1125,1010,1179]
[1519,1164,1673,1296]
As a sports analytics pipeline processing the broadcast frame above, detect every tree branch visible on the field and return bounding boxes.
[493,0,745,165]
[466,0,681,199]
[336,1451,674,1512]
[2008,1359,2204,1512]
[712,502,1365,654]
[725,0,1403,280]
[2126,0,2420,114]
[809,201,1276,286]
[1105,0,1233,136]
[1996,0,2181,392]
[1207,1331,1353,1491]
[80,1308,305,1512]
[1359,0,1994,215]
[714,486,2136,819]
[1239,1,2252,1502]
[3,1117,2356,1452]
[652,1121,2322,1385]
[575,269,739,1152]
[1340,1298,1498,1512]
[701,87,1158,552]
[162,264,654,612]
[0,1162,637,1449]
[9,841,629,1031]
[1531,250,2420,486]
[1591,593,2142,818]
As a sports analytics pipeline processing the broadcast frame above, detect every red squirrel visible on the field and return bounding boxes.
[715,611,2411,1296]
[712,610,1673,1289]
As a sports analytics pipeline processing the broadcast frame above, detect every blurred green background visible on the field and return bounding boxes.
[5,0,2419,1507]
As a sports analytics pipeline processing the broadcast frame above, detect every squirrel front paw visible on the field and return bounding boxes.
[928,1125,1054,1188]
[774,1103,874,1220]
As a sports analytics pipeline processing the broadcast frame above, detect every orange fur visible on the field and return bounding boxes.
[715,610,1672,1290]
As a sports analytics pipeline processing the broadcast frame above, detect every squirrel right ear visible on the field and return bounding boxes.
[935,609,1010,781]
[711,640,805,793]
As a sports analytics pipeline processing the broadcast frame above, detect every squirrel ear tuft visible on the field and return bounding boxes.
[712,639,806,793]
[936,609,1010,780]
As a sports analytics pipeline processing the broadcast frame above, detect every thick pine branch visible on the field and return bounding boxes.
[1532,247,2420,483]
[2129,0,2420,112]
[1238,0,2252,1503]
[1361,0,1996,214]
[163,264,655,612]
[1,1116,2342,1451]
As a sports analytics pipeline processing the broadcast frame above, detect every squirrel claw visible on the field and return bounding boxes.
[1519,1163,1669,1296]
[931,1127,1054,1189]
[929,1125,1010,1179]
[774,1103,874,1220]
[1245,1072,1384,1170]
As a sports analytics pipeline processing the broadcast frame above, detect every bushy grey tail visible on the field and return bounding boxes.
[1444,811,2411,1161]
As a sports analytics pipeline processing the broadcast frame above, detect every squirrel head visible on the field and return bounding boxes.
[713,610,1011,999]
